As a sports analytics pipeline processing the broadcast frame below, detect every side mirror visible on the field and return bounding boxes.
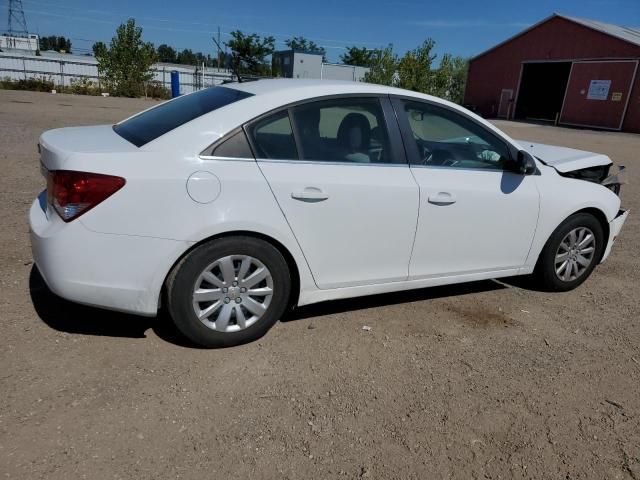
[515,150,537,175]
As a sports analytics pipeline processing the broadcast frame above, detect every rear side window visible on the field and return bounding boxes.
[290,97,392,163]
[247,111,298,160]
[114,87,253,147]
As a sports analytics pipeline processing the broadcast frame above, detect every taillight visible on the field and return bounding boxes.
[48,170,125,222]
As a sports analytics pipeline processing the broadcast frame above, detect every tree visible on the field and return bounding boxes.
[340,46,376,67]
[285,36,325,59]
[363,45,398,86]
[157,44,177,63]
[396,39,437,93]
[224,30,275,79]
[432,54,468,103]
[38,35,72,53]
[93,19,157,97]
[177,48,197,65]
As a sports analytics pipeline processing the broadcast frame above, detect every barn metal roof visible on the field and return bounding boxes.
[471,13,640,61]
[564,15,640,47]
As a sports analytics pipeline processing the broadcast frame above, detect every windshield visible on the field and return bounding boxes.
[113,86,253,147]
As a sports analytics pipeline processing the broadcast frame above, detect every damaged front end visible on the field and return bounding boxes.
[516,141,626,196]
[559,164,626,196]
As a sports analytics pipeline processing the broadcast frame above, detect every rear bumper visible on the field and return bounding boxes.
[29,192,190,316]
[600,209,629,263]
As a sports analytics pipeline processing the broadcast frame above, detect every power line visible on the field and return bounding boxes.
[7,0,382,48]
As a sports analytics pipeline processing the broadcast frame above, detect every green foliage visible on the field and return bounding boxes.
[157,44,177,63]
[157,44,216,67]
[39,36,72,53]
[0,76,54,92]
[361,40,469,104]
[285,36,326,59]
[93,19,157,97]
[68,77,100,95]
[224,30,275,79]
[340,46,376,67]
[363,45,398,86]
[145,81,171,100]
[430,54,468,104]
[396,39,436,93]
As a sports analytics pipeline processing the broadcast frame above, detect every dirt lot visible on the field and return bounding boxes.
[1,89,639,479]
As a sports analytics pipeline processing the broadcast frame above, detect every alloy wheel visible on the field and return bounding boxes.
[554,227,596,282]
[192,255,273,332]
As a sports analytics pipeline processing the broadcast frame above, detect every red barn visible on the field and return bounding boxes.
[464,14,640,132]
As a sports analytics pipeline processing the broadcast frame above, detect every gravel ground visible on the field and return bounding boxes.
[1,90,639,479]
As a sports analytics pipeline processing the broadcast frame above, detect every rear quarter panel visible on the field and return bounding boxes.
[70,151,316,299]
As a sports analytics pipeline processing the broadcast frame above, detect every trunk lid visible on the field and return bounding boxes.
[39,125,138,170]
[516,140,612,173]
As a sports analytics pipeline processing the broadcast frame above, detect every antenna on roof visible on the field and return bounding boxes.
[212,35,242,83]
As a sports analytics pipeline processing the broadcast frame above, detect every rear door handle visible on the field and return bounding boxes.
[291,187,329,202]
[428,192,457,205]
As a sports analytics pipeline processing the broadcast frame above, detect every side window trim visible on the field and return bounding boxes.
[390,95,515,167]
[380,96,408,165]
[287,106,306,161]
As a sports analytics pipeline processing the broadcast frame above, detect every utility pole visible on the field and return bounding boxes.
[217,26,221,68]
[7,0,29,36]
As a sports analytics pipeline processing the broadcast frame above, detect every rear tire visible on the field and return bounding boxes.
[534,212,604,292]
[166,236,291,348]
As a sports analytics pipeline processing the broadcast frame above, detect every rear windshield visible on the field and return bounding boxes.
[113,86,253,147]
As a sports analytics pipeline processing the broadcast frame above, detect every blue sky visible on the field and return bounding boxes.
[7,0,640,62]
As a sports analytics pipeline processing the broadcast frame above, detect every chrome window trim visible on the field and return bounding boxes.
[256,158,411,167]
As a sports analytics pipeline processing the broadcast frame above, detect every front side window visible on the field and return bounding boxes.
[114,86,253,147]
[400,100,511,170]
[290,98,393,164]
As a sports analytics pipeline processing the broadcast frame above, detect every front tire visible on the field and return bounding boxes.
[166,236,291,348]
[534,212,605,292]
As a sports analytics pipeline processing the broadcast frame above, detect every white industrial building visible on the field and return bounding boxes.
[0,33,38,53]
[272,50,369,81]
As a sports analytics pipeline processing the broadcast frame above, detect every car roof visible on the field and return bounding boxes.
[225,78,398,97]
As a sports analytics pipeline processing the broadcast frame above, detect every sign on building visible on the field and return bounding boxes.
[586,80,611,100]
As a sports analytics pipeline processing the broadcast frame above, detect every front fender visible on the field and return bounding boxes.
[524,165,621,270]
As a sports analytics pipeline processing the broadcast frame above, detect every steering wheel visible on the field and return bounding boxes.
[421,144,433,164]
[440,158,459,167]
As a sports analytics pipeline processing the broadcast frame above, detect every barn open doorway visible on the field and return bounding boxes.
[514,62,572,122]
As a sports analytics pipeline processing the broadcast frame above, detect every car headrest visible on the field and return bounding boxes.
[337,113,371,152]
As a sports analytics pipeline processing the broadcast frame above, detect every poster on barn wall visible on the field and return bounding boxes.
[586,80,611,100]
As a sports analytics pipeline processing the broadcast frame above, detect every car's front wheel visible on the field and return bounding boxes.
[166,236,291,347]
[535,212,605,291]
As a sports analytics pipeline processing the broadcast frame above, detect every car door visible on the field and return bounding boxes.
[391,97,539,279]
[247,96,419,290]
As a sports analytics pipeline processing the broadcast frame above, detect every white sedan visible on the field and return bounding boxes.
[29,79,628,347]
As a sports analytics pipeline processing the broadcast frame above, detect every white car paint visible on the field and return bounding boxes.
[29,79,627,317]
[518,141,613,173]
[407,167,539,278]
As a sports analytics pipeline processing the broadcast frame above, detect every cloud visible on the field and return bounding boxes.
[407,19,531,28]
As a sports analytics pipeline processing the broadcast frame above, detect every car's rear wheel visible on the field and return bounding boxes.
[167,236,291,347]
[535,212,605,291]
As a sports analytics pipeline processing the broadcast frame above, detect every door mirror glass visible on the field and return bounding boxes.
[516,150,537,175]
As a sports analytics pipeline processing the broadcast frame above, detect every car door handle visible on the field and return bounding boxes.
[291,187,329,202]
[428,192,457,205]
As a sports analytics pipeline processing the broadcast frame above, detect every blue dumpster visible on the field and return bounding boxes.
[170,71,180,98]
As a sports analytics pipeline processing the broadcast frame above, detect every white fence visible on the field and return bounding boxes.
[0,52,234,94]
